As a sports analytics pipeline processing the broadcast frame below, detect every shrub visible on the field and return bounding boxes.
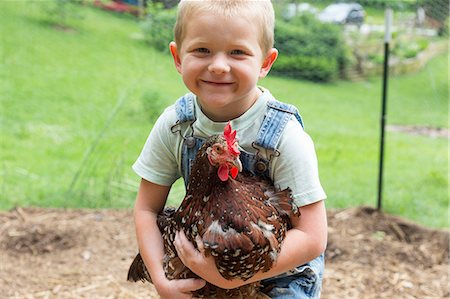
[152,0,179,9]
[272,14,348,82]
[140,5,176,52]
[391,37,429,60]
[274,55,337,82]
[356,0,417,9]
[40,0,85,29]
[422,0,449,36]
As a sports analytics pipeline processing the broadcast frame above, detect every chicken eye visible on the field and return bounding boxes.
[214,145,223,153]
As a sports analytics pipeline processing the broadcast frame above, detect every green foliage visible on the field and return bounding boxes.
[264,54,448,228]
[356,0,418,9]
[0,1,185,210]
[140,90,168,123]
[153,0,179,9]
[439,18,449,36]
[367,53,384,64]
[309,0,417,9]
[391,38,429,60]
[275,55,337,82]
[422,0,449,22]
[1,1,448,228]
[422,0,449,36]
[272,15,348,82]
[40,0,85,29]
[140,4,176,52]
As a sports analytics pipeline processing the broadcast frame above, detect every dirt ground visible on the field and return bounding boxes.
[1,206,448,299]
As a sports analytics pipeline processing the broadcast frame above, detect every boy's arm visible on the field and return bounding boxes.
[134,178,206,298]
[174,199,327,289]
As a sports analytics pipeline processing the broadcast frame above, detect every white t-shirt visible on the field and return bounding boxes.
[133,89,326,207]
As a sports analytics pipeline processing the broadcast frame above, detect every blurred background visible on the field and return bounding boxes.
[1,0,448,228]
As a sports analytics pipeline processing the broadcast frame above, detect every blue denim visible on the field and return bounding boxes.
[175,92,305,184]
[173,92,324,298]
[260,253,324,299]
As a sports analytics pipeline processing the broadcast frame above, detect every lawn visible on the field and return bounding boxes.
[1,1,448,227]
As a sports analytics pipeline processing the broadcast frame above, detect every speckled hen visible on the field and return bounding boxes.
[128,123,297,298]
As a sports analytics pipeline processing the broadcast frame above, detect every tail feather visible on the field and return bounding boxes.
[127,253,152,283]
[128,207,175,284]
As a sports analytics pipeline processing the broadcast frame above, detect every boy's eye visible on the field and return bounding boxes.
[230,49,246,55]
[195,48,210,53]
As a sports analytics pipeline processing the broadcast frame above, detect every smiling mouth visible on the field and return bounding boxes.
[202,80,233,86]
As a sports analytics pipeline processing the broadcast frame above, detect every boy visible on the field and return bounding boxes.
[132,0,327,298]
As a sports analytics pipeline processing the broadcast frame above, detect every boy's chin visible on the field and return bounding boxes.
[197,93,232,106]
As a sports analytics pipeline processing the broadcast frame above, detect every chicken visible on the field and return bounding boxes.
[128,122,298,298]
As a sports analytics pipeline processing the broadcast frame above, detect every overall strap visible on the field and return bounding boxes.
[174,93,196,124]
[173,93,201,187]
[254,99,304,151]
[173,92,304,184]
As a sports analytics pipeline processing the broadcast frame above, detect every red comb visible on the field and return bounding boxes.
[224,122,240,156]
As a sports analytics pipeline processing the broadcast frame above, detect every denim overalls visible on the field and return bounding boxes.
[172,92,324,299]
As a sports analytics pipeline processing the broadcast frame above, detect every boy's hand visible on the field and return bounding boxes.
[174,230,240,289]
[155,276,206,299]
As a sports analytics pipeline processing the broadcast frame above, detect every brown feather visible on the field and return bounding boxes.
[128,131,297,298]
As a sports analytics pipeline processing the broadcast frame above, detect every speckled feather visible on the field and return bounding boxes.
[128,133,298,298]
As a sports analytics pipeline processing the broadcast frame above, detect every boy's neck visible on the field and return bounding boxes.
[198,88,263,122]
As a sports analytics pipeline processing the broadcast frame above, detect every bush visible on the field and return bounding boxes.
[140,5,176,52]
[356,0,417,9]
[274,55,337,82]
[390,37,429,60]
[152,0,179,9]
[272,14,348,82]
[422,0,449,36]
[40,0,85,29]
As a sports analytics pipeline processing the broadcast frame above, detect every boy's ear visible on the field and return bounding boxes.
[259,48,278,79]
[169,41,182,74]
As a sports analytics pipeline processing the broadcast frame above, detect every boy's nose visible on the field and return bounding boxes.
[208,54,230,74]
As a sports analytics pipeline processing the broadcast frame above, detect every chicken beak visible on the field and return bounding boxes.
[233,156,243,172]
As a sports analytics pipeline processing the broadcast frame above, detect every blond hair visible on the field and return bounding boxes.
[174,0,275,54]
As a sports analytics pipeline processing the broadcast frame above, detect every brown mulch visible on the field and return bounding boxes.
[0,206,448,299]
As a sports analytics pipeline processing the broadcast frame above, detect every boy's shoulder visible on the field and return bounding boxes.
[151,100,179,135]
[260,89,303,120]
[153,93,200,138]
[160,104,178,123]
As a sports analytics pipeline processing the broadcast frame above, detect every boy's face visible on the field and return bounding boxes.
[170,12,277,121]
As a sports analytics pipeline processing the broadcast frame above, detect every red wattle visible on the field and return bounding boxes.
[218,165,229,181]
[230,166,238,179]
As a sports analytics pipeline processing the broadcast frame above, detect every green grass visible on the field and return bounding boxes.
[0,1,185,208]
[1,1,448,228]
[263,54,448,228]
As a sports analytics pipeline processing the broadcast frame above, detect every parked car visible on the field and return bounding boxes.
[318,3,365,26]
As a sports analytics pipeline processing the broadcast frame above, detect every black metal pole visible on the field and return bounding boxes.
[377,8,392,211]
